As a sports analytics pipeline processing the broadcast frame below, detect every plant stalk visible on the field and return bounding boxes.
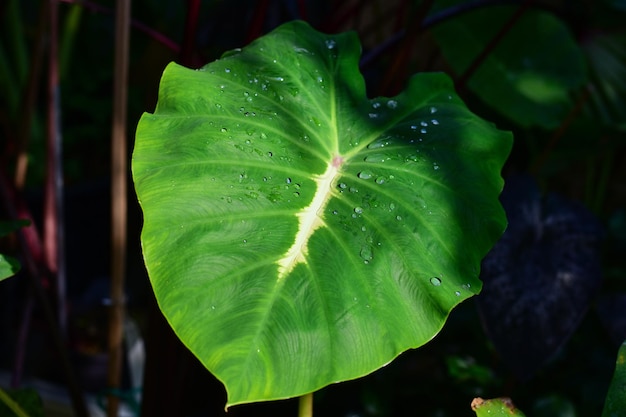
[107,0,130,415]
[298,393,313,417]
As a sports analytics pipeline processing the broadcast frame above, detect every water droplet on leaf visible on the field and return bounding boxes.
[360,246,373,262]
[430,277,442,286]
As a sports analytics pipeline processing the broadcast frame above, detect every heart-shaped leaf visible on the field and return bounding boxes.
[132,21,512,406]
[478,175,603,379]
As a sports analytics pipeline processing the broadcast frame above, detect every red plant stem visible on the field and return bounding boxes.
[297,0,307,20]
[107,0,130,415]
[14,2,48,189]
[0,170,88,417]
[246,0,270,44]
[59,0,179,53]
[378,0,435,95]
[46,0,67,336]
[531,86,592,175]
[180,0,200,67]
[455,0,532,92]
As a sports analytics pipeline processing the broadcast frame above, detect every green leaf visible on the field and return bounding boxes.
[0,219,27,281]
[602,339,626,417]
[471,397,527,417]
[0,387,42,417]
[432,5,587,128]
[0,254,21,281]
[132,20,512,406]
[582,33,626,130]
[0,219,30,236]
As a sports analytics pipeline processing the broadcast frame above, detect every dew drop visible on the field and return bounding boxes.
[243,239,248,244]
[431,119,439,125]
[364,154,387,163]
[375,177,386,184]
[386,100,398,109]
[357,171,373,180]
[360,246,373,262]
[354,206,363,214]
[220,127,228,133]
[338,182,347,189]
[455,291,461,297]
[267,151,273,157]
[420,121,428,127]
[430,277,442,286]
[420,128,427,134]
[430,106,437,113]
[368,113,379,119]
[396,215,402,221]
[372,102,381,109]
[325,39,336,49]
[286,177,292,184]
[224,68,231,73]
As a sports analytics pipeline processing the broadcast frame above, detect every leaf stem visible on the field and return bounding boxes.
[298,393,313,417]
[0,387,30,417]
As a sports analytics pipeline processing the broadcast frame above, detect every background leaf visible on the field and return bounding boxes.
[133,20,512,406]
[0,254,21,281]
[432,5,587,128]
[602,339,626,417]
[0,219,27,281]
[471,397,527,417]
[477,175,604,379]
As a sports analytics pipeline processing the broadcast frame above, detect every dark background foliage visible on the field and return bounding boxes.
[1,0,626,416]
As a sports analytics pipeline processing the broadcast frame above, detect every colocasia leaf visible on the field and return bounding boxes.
[133,21,512,406]
[478,175,603,380]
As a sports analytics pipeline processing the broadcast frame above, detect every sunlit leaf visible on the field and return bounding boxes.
[132,20,511,406]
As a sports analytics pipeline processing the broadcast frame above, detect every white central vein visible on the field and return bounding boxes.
[276,156,343,280]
